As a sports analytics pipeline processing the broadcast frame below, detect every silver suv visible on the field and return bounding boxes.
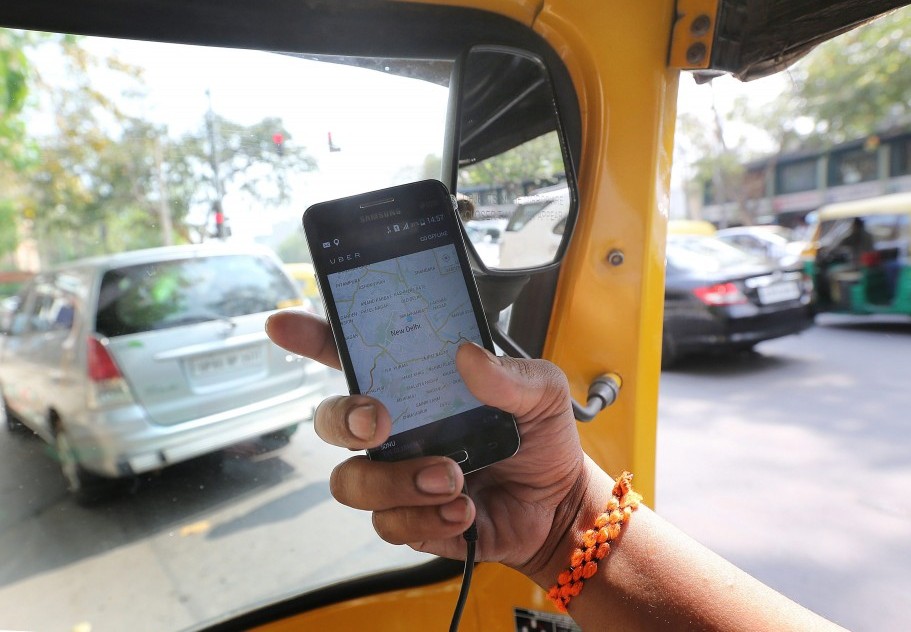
[0,244,326,503]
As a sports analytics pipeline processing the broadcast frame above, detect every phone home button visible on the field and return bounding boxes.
[447,450,469,464]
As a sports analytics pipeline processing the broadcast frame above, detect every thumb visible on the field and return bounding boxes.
[455,343,571,420]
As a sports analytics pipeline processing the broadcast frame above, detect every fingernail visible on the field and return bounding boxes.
[476,343,500,364]
[439,496,470,523]
[463,342,499,365]
[347,404,376,441]
[415,462,456,494]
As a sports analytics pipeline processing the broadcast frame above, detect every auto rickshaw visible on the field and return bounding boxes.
[806,192,911,317]
[0,1,906,631]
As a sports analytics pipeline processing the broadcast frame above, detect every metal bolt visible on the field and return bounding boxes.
[607,249,624,266]
[690,14,711,37]
[686,42,707,65]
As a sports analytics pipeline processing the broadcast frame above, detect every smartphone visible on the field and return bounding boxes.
[303,179,520,473]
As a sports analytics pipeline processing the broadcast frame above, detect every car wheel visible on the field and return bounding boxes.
[53,421,122,505]
[661,332,680,370]
[1,390,24,433]
[260,423,299,450]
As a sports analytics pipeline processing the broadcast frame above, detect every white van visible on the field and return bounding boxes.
[498,185,570,268]
[0,244,327,503]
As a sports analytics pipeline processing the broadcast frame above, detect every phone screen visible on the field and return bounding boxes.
[326,243,483,434]
[304,180,519,471]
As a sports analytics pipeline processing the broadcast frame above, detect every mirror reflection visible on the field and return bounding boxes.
[456,49,572,270]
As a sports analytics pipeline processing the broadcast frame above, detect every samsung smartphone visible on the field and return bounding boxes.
[303,179,520,473]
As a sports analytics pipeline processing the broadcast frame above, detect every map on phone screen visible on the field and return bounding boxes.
[327,243,484,433]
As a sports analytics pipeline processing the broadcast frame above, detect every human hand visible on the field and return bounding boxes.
[266,310,592,582]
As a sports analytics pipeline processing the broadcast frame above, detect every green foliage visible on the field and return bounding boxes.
[459,132,564,187]
[792,10,911,144]
[178,114,317,212]
[0,29,39,260]
[731,9,911,154]
[675,103,747,220]
[0,30,29,164]
[0,282,23,296]
[276,230,312,264]
[0,32,318,266]
[677,8,911,219]
[0,200,17,256]
[392,153,442,184]
[421,153,442,180]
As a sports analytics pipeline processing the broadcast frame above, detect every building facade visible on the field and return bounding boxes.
[700,129,911,229]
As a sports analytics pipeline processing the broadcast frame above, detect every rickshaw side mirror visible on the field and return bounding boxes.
[451,46,578,274]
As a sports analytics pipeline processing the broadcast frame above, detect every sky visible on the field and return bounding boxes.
[78,37,451,243]
[37,33,795,238]
[673,71,788,170]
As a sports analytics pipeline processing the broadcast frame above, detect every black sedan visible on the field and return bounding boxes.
[662,235,813,367]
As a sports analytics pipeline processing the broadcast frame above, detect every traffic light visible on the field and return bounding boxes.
[272,132,284,156]
[210,202,229,239]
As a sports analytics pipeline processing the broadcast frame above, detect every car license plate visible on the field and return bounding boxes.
[190,346,264,377]
[757,281,800,304]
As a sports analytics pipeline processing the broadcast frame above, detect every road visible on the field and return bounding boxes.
[0,370,431,632]
[0,315,909,631]
[657,314,911,632]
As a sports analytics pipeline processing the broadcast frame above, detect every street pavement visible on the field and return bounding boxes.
[0,315,908,631]
[657,314,911,632]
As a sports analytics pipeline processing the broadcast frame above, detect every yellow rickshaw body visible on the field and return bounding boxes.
[283,262,320,300]
[253,0,677,628]
[3,0,904,629]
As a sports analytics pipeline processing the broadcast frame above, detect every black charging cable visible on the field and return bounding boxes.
[449,485,478,632]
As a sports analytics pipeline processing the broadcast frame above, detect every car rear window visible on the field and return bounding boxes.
[666,236,761,272]
[95,254,299,337]
[505,200,551,232]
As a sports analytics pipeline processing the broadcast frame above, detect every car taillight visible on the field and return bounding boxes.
[693,282,748,306]
[86,336,133,409]
[87,337,122,381]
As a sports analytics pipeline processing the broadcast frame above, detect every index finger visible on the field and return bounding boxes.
[266,310,342,370]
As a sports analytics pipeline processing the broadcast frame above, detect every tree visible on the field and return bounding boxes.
[21,46,154,261]
[5,32,319,265]
[0,30,29,166]
[674,8,911,222]
[0,29,36,263]
[729,9,911,154]
[675,110,746,224]
[792,9,911,145]
[276,231,312,264]
[173,114,317,234]
[0,32,146,263]
[459,131,564,188]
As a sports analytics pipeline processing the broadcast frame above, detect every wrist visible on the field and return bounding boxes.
[522,456,618,589]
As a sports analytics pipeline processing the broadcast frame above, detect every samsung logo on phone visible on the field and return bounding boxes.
[360,208,402,223]
[329,252,360,265]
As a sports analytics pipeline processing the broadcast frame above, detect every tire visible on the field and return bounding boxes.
[53,421,123,505]
[260,423,299,450]
[1,390,24,433]
[661,332,680,370]
[735,343,757,355]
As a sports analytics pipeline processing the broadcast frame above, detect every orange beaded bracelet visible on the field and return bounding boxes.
[546,471,643,613]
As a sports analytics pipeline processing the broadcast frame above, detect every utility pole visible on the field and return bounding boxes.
[205,89,227,239]
[154,137,175,246]
[710,82,732,229]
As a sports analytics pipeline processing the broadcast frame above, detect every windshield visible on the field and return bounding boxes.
[0,31,448,630]
[95,254,300,336]
[666,236,763,272]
